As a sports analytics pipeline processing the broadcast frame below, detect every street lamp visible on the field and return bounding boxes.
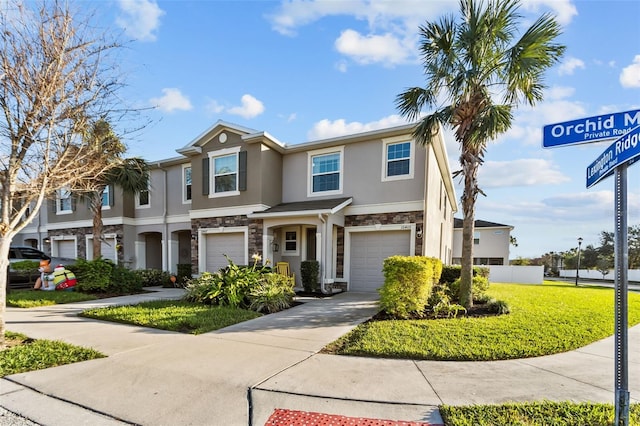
[575,237,583,286]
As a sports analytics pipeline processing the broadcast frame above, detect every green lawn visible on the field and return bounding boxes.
[440,401,640,426]
[1,331,105,377]
[79,300,263,334]
[326,282,640,361]
[7,289,97,308]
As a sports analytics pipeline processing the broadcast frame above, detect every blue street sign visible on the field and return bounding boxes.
[586,125,640,188]
[543,108,640,148]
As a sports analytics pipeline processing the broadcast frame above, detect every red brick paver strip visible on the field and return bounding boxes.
[265,408,439,426]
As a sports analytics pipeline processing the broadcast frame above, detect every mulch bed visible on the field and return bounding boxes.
[369,302,497,321]
[265,408,438,426]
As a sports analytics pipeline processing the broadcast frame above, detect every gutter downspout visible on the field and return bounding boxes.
[158,163,168,272]
[318,213,329,294]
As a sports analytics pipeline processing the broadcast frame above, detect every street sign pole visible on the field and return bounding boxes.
[614,164,629,426]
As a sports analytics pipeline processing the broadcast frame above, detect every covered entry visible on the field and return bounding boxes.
[349,229,412,292]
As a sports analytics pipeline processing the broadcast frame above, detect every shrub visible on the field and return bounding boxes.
[379,256,441,319]
[134,269,171,287]
[427,287,467,318]
[300,260,319,293]
[448,275,491,304]
[11,260,40,283]
[440,265,490,284]
[487,299,511,315]
[182,272,221,304]
[71,258,114,292]
[109,265,143,293]
[176,263,193,286]
[248,273,295,313]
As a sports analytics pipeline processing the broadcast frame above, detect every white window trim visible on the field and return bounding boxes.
[209,146,240,198]
[182,164,192,204]
[307,145,344,197]
[282,226,299,256]
[56,188,72,215]
[136,186,151,209]
[381,137,415,182]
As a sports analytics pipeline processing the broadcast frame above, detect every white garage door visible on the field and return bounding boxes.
[56,240,76,259]
[205,233,245,272]
[350,230,411,292]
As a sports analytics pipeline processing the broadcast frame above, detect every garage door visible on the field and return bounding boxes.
[56,240,76,259]
[205,233,244,272]
[350,230,411,292]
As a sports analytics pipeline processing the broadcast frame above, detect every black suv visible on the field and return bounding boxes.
[8,246,76,289]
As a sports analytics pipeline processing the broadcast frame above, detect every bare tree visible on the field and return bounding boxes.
[0,1,132,347]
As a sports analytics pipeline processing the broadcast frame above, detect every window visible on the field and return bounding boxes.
[101,186,111,209]
[308,146,343,196]
[214,154,237,193]
[387,142,410,176]
[474,231,480,245]
[137,185,150,208]
[57,188,72,214]
[382,139,414,181]
[283,229,298,255]
[183,165,192,203]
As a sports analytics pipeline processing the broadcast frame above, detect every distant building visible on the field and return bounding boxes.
[452,218,513,266]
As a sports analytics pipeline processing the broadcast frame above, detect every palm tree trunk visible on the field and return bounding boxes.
[91,193,103,259]
[459,146,481,309]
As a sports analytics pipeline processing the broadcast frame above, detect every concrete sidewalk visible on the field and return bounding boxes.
[1,287,639,425]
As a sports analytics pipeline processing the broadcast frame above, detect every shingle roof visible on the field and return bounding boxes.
[453,218,511,228]
[248,197,353,218]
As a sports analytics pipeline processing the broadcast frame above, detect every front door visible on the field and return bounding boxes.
[306,228,316,260]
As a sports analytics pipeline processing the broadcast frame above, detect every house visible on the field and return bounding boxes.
[452,218,513,266]
[16,121,458,292]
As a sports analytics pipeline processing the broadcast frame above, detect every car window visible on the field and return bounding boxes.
[9,249,17,259]
[20,248,46,260]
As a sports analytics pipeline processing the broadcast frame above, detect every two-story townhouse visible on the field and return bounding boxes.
[451,218,514,266]
[15,121,458,292]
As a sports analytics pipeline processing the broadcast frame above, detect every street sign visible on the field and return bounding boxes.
[543,108,640,148]
[586,125,640,188]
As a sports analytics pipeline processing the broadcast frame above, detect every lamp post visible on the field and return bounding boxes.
[575,237,583,286]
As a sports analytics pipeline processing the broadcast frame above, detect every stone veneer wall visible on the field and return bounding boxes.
[344,209,424,257]
[47,224,125,263]
[191,216,263,274]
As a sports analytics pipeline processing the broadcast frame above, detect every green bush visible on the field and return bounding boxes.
[176,263,193,286]
[11,260,40,284]
[71,258,114,292]
[109,265,143,293]
[182,272,220,304]
[379,256,441,319]
[300,260,319,292]
[487,298,511,315]
[440,265,490,284]
[134,269,171,287]
[447,275,490,304]
[427,286,467,318]
[248,273,295,313]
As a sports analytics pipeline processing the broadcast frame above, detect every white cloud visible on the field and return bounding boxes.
[307,115,410,140]
[206,100,224,114]
[335,29,412,65]
[479,159,570,188]
[116,0,165,42]
[620,55,640,88]
[558,57,585,76]
[522,0,578,26]
[227,95,265,119]
[150,88,192,112]
[546,86,575,101]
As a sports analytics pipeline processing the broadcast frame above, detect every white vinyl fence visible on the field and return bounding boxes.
[559,269,640,281]
[488,265,544,284]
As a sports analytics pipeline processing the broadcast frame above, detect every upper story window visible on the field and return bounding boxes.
[101,186,111,210]
[57,188,72,214]
[204,146,247,198]
[136,184,150,208]
[308,146,344,196]
[474,231,480,245]
[183,165,192,203]
[382,138,414,181]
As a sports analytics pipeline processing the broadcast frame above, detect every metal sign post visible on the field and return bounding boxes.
[614,164,629,426]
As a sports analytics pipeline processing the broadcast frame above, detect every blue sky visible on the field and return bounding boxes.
[95,0,639,259]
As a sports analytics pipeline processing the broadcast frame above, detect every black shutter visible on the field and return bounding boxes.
[108,185,115,206]
[71,194,76,211]
[202,157,210,195]
[238,151,247,191]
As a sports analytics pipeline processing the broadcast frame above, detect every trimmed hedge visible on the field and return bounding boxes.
[440,264,489,284]
[379,256,442,319]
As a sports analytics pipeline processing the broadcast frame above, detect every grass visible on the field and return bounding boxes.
[79,300,263,334]
[325,281,640,361]
[7,289,97,308]
[440,401,640,426]
[1,331,105,377]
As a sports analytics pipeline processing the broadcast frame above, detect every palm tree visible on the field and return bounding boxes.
[80,120,149,259]
[396,0,565,308]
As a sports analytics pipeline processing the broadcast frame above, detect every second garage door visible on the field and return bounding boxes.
[205,233,245,272]
[350,230,411,292]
